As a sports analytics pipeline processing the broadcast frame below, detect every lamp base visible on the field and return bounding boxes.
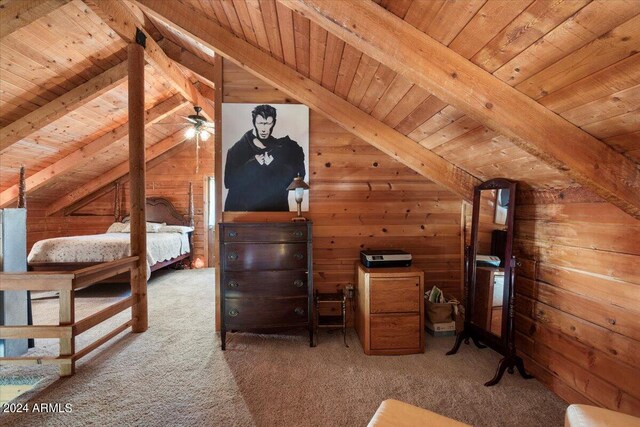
[291,216,307,222]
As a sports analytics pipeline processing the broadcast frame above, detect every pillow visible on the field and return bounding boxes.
[122,222,166,233]
[158,225,194,234]
[106,222,127,233]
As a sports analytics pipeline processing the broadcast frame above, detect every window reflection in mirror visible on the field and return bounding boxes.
[470,189,509,338]
[494,189,509,225]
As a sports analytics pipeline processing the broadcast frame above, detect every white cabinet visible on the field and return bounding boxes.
[1,208,29,357]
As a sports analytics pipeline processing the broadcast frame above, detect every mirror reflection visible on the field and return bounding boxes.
[470,188,510,338]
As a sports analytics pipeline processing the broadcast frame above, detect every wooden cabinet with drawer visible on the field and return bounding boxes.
[219,222,313,349]
[356,264,424,355]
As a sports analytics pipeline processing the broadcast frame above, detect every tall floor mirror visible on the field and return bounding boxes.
[447,178,533,386]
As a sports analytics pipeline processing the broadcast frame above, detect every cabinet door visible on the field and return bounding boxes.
[370,276,420,313]
[370,314,421,350]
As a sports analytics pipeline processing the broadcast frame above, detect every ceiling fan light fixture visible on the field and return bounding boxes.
[185,127,197,138]
[200,130,211,141]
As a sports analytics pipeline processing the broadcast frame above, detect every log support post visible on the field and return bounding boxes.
[213,54,223,331]
[128,34,148,333]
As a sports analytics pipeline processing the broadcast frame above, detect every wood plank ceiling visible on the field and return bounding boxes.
[1,0,639,214]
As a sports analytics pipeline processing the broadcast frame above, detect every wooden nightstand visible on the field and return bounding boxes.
[355,264,425,355]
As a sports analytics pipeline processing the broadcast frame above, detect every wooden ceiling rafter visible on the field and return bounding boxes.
[47,129,189,216]
[62,180,119,217]
[134,0,479,202]
[0,60,128,153]
[0,0,72,40]
[282,0,640,219]
[0,94,188,207]
[84,0,214,120]
[158,38,217,89]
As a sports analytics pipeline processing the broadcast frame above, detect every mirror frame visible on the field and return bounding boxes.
[447,178,532,386]
[467,178,516,351]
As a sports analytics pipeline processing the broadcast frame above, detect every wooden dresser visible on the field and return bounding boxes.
[219,222,314,349]
[355,264,425,355]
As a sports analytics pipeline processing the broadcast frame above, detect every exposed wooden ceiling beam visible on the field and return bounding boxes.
[0,60,128,153]
[281,0,640,219]
[135,0,479,201]
[84,0,214,120]
[158,38,216,89]
[0,94,188,207]
[47,130,188,216]
[0,0,71,39]
[63,182,118,217]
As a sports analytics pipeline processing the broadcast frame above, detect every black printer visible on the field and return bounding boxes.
[360,249,412,268]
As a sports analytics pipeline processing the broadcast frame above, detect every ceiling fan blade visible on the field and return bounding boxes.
[155,122,189,126]
[175,114,198,123]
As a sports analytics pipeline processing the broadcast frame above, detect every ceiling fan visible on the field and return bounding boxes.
[156,105,215,172]
[183,106,215,141]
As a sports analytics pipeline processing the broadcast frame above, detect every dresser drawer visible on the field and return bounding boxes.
[223,243,308,271]
[224,297,309,328]
[370,276,421,313]
[370,314,421,350]
[223,271,308,298]
[222,224,308,242]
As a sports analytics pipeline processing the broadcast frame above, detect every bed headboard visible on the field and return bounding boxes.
[149,197,191,226]
[122,198,191,226]
[120,183,194,227]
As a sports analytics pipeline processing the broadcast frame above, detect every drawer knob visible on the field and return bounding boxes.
[294,307,305,316]
[228,252,239,261]
[228,230,238,238]
[228,281,239,288]
[293,230,304,238]
[228,309,239,317]
[293,252,304,261]
[293,279,304,288]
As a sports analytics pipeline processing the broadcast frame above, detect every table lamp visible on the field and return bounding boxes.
[287,174,309,221]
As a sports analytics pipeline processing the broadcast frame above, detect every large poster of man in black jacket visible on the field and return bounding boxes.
[222,103,309,212]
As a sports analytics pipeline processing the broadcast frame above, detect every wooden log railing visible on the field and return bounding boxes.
[0,256,140,376]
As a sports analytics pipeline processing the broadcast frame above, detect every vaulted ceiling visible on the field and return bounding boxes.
[1,0,639,217]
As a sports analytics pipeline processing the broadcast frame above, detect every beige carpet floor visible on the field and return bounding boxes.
[0,269,567,426]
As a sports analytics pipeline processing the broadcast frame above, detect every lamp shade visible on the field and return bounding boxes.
[287,175,309,191]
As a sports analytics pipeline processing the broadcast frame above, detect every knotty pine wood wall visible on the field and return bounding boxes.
[26,142,214,264]
[221,60,464,302]
[513,195,640,416]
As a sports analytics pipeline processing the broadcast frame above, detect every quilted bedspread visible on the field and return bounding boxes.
[27,233,190,278]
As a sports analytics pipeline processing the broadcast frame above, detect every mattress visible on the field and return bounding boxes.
[27,232,191,279]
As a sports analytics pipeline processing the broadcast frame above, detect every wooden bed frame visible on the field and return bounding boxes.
[28,184,195,276]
